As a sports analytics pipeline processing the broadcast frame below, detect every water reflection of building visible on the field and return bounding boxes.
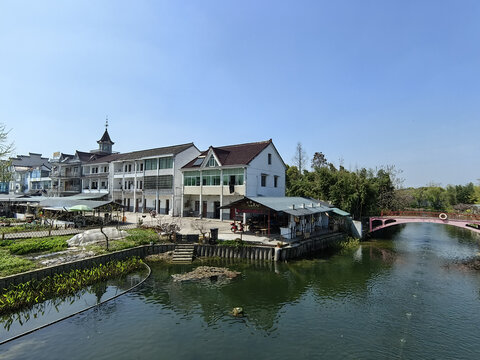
[140,257,390,332]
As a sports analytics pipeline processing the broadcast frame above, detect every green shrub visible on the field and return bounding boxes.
[0,249,36,277]
[126,228,158,245]
[337,237,360,252]
[8,236,69,255]
[0,240,14,247]
[218,239,253,248]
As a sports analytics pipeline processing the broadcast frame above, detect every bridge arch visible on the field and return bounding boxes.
[368,211,480,235]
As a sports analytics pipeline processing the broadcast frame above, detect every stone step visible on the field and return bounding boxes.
[172,244,195,263]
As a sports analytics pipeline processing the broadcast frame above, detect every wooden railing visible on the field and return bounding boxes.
[380,210,480,221]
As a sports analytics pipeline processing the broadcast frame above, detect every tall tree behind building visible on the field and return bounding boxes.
[0,123,14,187]
[292,142,308,174]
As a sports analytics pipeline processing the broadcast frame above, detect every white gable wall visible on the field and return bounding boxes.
[173,145,201,215]
[246,143,285,197]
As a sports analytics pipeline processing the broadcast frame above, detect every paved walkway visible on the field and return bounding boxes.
[122,212,277,245]
[3,212,334,247]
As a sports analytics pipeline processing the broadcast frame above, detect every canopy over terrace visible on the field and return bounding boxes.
[32,198,122,212]
[220,196,345,238]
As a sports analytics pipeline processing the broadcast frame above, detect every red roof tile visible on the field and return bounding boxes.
[183,140,272,168]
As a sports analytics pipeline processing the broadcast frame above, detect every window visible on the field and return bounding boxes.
[103,166,107,173]
[144,175,173,190]
[193,158,204,166]
[206,156,218,167]
[274,176,279,188]
[194,201,200,212]
[202,170,221,186]
[261,174,267,187]
[145,159,157,170]
[222,168,244,185]
[268,153,272,165]
[184,171,201,186]
[101,181,106,188]
[128,164,132,172]
[159,157,173,169]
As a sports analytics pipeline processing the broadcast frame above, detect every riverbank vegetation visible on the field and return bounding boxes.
[0,257,144,314]
[218,239,255,248]
[287,148,480,217]
[337,237,360,252]
[395,183,479,211]
[286,161,397,219]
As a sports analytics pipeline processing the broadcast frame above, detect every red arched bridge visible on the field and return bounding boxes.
[369,211,480,234]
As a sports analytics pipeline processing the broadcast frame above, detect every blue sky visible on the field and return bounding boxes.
[1,0,479,187]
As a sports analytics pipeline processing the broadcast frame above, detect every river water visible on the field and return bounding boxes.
[2,223,480,359]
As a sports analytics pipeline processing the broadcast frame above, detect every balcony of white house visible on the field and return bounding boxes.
[183,184,245,196]
[183,169,245,196]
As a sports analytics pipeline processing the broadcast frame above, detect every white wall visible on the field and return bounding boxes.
[246,143,285,197]
[173,145,201,216]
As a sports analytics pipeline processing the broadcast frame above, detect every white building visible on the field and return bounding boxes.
[9,153,51,194]
[84,143,200,214]
[181,139,286,220]
[50,127,115,197]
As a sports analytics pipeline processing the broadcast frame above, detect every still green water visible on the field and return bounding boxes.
[3,223,480,359]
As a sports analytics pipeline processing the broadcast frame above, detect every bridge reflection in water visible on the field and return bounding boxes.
[369,210,480,234]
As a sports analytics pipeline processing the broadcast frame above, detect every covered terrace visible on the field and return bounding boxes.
[220,196,349,240]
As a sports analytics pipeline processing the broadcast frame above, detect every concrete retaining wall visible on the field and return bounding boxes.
[275,233,346,261]
[195,244,274,261]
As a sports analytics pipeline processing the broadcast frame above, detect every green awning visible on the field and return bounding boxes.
[330,208,350,216]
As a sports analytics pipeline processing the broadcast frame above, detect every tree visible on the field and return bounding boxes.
[292,142,308,174]
[311,152,328,169]
[0,124,14,190]
[0,123,14,158]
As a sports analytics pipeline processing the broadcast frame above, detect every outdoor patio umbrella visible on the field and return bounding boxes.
[69,204,94,212]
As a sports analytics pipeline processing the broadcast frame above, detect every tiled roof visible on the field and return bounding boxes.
[97,129,114,144]
[76,151,96,162]
[183,140,272,169]
[86,153,123,164]
[11,153,50,168]
[86,143,196,164]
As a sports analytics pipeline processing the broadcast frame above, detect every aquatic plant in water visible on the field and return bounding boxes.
[0,257,143,314]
